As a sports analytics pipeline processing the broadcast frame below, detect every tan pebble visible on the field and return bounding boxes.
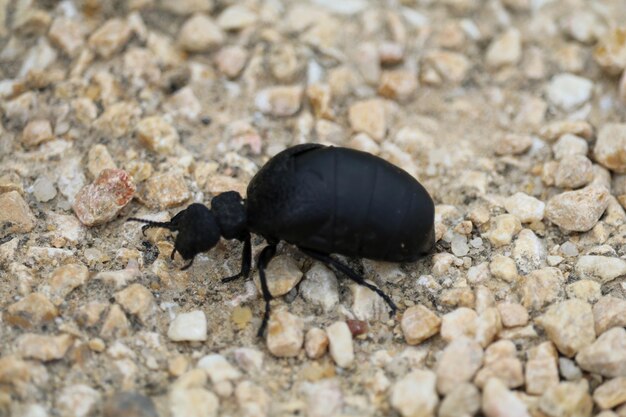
[593,27,626,75]
[5,293,58,328]
[88,338,106,352]
[536,299,595,357]
[497,303,528,328]
[88,18,132,58]
[215,45,247,79]
[252,255,302,297]
[401,305,441,345]
[489,255,518,283]
[135,116,179,154]
[0,191,36,238]
[100,304,131,339]
[576,327,626,377]
[178,13,224,52]
[390,370,438,417]
[593,377,626,410]
[441,307,477,343]
[305,328,329,359]
[539,380,592,417]
[526,357,559,395]
[255,85,303,117]
[593,296,626,335]
[378,69,418,101]
[17,333,73,361]
[141,172,190,209]
[115,284,155,324]
[474,356,524,389]
[48,17,85,57]
[348,99,387,141]
[326,321,354,368]
[482,378,531,417]
[46,263,89,305]
[487,214,521,247]
[266,310,303,358]
[21,119,53,147]
[436,337,483,395]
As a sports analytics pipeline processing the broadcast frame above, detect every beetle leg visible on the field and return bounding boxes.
[299,247,398,316]
[181,258,194,271]
[222,234,252,283]
[256,243,277,338]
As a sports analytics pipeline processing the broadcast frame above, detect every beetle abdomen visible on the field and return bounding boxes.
[247,145,435,262]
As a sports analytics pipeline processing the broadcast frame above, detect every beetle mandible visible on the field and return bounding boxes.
[129,144,435,336]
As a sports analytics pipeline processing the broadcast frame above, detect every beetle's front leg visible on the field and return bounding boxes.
[221,233,251,283]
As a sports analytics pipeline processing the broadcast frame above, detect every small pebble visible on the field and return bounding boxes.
[575,255,626,284]
[178,14,224,52]
[326,321,354,368]
[436,337,483,395]
[141,172,190,209]
[88,18,132,58]
[594,123,626,173]
[136,116,180,155]
[57,385,102,417]
[253,255,302,297]
[215,46,247,79]
[235,381,270,417]
[576,327,626,377]
[16,333,74,361]
[482,377,530,417]
[167,311,207,342]
[593,27,626,75]
[197,354,241,384]
[536,299,595,357]
[552,134,588,160]
[45,263,89,305]
[390,370,438,417]
[87,144,117,178]
[378,69,418,101]
[305,328,329,359]
[401,305,441,345]
[546,73,593,111]
[495,133,532,156]
[539,120,594,142]
[497,303,528,328]
[255,86,303,117]
[5,293,58,328]
[593,296,626,335]
[504,192,545,223]
[489,255,518,283]
[520,267,564,311]
[216,5,257,31]
[438,383,480,417]
[486,214,522,247]
[0,191,36,238]
[115,284,156,325]
[555,155,593,189]
[266,310,303,358]
[545,185,610,232]
[539,380,592,417]
[593,377,626,410]
[486,28,522,69]
[513,229,545,273]
[73,169,135,226]
[348,99,387,141]
[21,119,53,147]
[441,307,477,343]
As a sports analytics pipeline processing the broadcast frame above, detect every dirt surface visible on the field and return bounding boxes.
[1,0,626,416]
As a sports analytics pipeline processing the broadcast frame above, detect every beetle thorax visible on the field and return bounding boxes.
[211,191,248,240]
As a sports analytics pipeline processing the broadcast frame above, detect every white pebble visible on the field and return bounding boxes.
[326,321,354,368]
[167,310,207,342]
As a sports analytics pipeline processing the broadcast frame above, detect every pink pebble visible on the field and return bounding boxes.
[73,169,135,226]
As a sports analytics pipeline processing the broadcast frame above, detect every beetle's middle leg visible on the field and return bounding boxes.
[299,247,398,316]
[222,233,252,283]
[256,242,277,338]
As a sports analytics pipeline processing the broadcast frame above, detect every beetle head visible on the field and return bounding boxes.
[128,203,221,261]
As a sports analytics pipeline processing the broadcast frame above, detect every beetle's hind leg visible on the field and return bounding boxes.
[299,247,398,316]
[222,234,252,283]
[256,243,277,338]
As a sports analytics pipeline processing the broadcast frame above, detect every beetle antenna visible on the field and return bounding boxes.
[127,217,176,235]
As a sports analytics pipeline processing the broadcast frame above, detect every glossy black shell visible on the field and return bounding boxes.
[246,144,435,262]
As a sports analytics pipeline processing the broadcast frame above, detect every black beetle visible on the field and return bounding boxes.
[129,144,435,336]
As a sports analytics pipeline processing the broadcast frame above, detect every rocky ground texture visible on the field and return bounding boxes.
[1,0,626,416]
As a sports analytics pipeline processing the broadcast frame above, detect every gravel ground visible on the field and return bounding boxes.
[1,0,626,416]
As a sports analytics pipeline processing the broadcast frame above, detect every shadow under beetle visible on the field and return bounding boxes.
[129,144,435,337]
